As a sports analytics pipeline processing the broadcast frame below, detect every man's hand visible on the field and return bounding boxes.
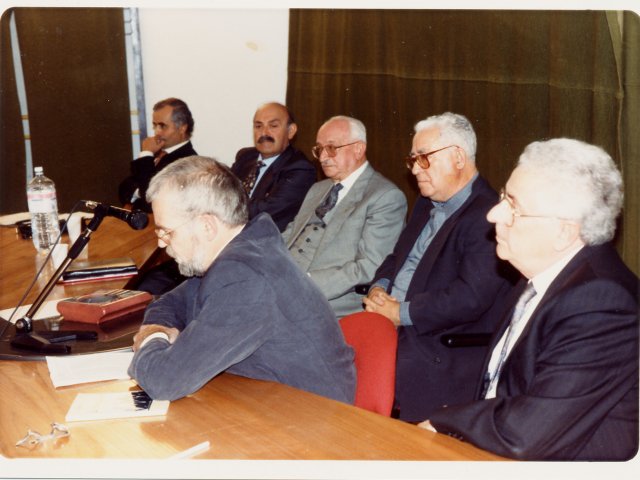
[141,136,164,155]
[364,286,395,306]
[362,287,401,326]
[132,324,180,352]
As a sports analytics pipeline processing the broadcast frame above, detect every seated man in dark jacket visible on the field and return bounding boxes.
[128,155,356,404]
[231,102,316,232]
[119,97,196,212]
[422,138,638,461]
[364,112,516,421]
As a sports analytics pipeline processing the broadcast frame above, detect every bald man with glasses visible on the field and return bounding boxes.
[282,115,407,319]
[363,112,517,422]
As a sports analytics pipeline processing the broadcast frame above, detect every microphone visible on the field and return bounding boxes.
[82,201,149,230]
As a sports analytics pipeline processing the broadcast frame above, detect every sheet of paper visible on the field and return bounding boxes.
[46,349,134,388]
[0,299,63,323]
[65,391,169,422]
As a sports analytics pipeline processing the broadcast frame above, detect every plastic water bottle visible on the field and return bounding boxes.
[26,166,60,253]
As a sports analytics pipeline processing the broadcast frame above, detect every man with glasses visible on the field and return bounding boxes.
[231,102,316,231]
[282,115,406,319]
[363,112,516,422]
[128,155,356,404]
[421,138,638,461]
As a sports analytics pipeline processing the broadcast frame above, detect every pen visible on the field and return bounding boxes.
[168,440,210,460]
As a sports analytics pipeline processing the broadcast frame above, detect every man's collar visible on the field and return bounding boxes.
[164,140,189,154]
[336,160,369,189]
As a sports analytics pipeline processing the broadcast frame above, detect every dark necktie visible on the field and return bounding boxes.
[482,282,537,398]
[242,160,265,195]
[315,183,343,220]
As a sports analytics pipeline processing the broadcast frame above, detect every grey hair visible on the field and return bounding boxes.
[517,138,623,245]
[324,115,367,143]
[146,156,249,227]
[153,97,194,137]
[414,112,477,163]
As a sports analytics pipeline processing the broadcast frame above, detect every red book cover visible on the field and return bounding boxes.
[56,289,153,324]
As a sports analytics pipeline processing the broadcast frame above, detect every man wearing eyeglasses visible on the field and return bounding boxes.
[363,112,516,422]
[282,115,407,319]
[231,102,316,231]
[421,139,638,461]
[128,156,356,404]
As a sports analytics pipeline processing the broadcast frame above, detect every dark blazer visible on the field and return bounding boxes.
[429,243,639,461]
[231,145,316,231]
[118,141,197,212]
[373,175,517,421]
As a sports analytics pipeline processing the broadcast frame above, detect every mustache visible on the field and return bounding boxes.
[257,135,275,144]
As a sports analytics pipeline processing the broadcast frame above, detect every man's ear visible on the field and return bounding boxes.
[355,141,367,160]
[554,220,582,252]
[454,147,467,170]
[200,214,219,241]
[287,122,298,140]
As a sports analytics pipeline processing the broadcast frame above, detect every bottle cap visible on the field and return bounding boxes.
[34,166,43,174]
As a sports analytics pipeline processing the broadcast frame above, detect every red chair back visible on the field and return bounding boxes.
[339,312,398,416]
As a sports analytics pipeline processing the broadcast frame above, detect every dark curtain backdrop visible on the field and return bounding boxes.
[0,8,131,214]
[287,9,639,276]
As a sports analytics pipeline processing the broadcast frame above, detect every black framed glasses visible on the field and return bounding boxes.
[311,141,360,159]
[405,145,458,170]
[498,188,567,227]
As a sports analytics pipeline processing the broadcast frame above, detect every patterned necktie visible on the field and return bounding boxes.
[482,282,537,398]
[153,150,167,167]
[242,160,265,194]
[315,183,343,220]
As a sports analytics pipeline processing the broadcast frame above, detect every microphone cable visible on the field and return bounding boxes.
[0,200,85,340]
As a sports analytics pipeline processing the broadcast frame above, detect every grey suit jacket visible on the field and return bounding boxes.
[282,163,407,318]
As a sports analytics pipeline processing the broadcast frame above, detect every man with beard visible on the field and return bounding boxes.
[127,156,356,404]
[231,102,316,231]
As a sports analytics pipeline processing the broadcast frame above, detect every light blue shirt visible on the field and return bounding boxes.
[374,173,478,326]
[249,153,279,197]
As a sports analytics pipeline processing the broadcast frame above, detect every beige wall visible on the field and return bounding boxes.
[139,8,290,166]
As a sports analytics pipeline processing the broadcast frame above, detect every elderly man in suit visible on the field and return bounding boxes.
[231,102,316,232]
[283,115,407,319]
[421,138,639,461]
[119,98,197,213]
[363,112,516,422]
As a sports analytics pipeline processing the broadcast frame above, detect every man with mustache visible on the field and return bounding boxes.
[231,102,316,231]
[119,97,197,213]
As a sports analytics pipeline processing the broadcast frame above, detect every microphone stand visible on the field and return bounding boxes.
[9,208,109,354]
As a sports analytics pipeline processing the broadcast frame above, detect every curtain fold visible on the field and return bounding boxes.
[287,9,638,275]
